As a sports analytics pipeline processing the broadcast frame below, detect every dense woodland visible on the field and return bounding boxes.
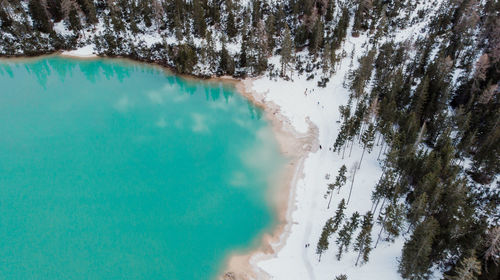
[0,0,499,279]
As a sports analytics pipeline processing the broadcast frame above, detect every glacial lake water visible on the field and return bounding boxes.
[0,57,284,279]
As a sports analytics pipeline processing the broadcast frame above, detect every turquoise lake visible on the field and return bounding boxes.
[0,57,284,279]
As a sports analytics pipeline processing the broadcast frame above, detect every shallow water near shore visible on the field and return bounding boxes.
[0,57,285,279]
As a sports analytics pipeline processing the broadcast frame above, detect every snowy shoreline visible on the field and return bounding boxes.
[60,45,98,58]
[224,50,405,279]
[220,79,319,280]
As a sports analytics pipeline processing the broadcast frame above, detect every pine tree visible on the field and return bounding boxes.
[251,0,261,28]
[205,30,217,71]
[280,24,293,77]
[173,12,183,41]
[173,44,198,74]
[317,217,334,262]
[309,19,323,56]
[0,4,13,28]
[412,75,430,122]
[108,1,124,32]
[29,0,52,33]
[334,105,351,158]
[151,0,163,31]
[275,3,285,31]
[226,10,237,38]
[375,202,404,247]
[484,226,500,265]
[192,0,206,37]
[138,0,153,28]
[219,41,234,75]
[68,3,81,31]
[326,165,347,209]
[331,199,347,233]
[76,0,97,25]
[408,192,428,231]
[325,0,335,22]
[265,14,276,53]
[399,216,440,279]
[333,125,348,158]
[445,253,481,280]
[253,20,268,74]
[359,123,376,169]
[336,164,348,192]
[354,211,374,266]
[239,32,249,68]
[207,0,220,26]
[47,0,63,22]
[370,170,396,215]
[335,275,348,280]
[336,212,360,260]
[352,0,373,34]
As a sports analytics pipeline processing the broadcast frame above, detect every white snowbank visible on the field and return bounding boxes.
[61,44,97,58]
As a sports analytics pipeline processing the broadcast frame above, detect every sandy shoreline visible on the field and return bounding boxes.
[218,79,319,280]
[0,54,318,280]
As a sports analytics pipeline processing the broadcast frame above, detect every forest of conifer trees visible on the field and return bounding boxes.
[0,1,498,279]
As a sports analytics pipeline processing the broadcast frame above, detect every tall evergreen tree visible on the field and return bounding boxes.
[76,0,97,25]
[317,217,333,262]
[47,0,63,22]
[331,199,347,233]
[326,165,347,209]
[29,0,52,33]
[359,123,376,169]
[192,0,206,37]
[325,0,335,22]
[445,253,481,280]
[354,211,374,266]
[399,216,440,279]
[336,211,360,260]
[68,3,81,31]
[280,24,293,77]
[226,10,237,38]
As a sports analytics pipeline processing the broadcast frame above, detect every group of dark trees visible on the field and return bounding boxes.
[0,0,498,279]
[1,0,353,76]
[319,1,499,280]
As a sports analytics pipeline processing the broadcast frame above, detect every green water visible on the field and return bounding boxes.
[0,57,284,280]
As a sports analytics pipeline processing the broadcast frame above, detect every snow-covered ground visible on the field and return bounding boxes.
[61,44,97,58]
[245,36,406,280]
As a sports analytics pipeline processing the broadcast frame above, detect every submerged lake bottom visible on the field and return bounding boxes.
[0,57,284,279]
